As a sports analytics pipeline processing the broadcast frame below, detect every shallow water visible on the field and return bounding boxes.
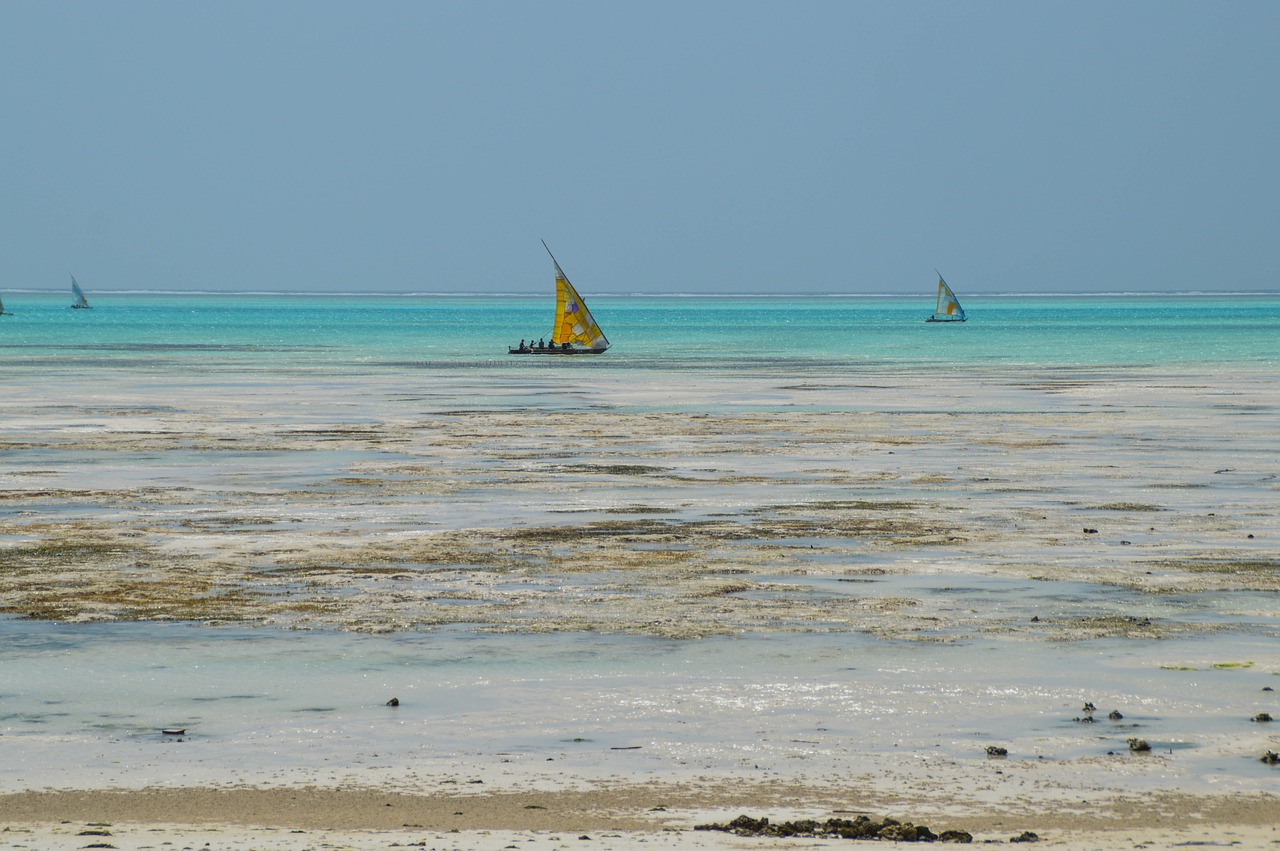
[2,617,1277,795]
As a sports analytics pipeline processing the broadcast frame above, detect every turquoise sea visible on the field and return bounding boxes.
[1,291,1277,373]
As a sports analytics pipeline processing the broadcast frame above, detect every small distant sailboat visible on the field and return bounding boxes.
[0,293,12,316]
[509,242,611,355]
[70,275,92,309]
[926,271,966,322]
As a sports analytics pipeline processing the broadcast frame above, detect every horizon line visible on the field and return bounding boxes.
[2,288,1277,299]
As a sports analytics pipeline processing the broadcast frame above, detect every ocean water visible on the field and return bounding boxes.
[1,290,1278,799]
[1,291,1277,374]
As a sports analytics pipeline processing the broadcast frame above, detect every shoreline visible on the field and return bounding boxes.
[2,783,1279,850]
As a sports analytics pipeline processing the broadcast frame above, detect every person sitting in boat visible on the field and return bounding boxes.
[518,339,526,352]
[538,338,545,349]
[561,341,571,350]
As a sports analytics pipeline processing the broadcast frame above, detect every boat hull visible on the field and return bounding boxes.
[509,347,607,355]
[925,317,965,323]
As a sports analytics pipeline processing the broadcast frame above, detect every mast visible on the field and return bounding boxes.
[541,239,566,279]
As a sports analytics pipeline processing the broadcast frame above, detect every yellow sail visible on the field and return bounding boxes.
[549,255,610,351]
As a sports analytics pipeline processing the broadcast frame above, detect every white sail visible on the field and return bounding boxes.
[70,275,91,309]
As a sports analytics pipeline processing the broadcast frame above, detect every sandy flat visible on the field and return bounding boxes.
[2,369,1276,638]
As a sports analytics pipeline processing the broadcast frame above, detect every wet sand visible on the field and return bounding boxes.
[1,783,1279,850]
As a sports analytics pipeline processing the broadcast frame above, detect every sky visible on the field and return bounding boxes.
[2,1,1278,295]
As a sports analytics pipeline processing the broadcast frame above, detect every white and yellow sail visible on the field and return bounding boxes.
[547,246,609,351]
[930,273,965,321]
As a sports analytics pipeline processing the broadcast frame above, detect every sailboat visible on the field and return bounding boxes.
[0,294,12,316]
[509,242,611,355]
[70,275,92,309]
[926,271,965,322]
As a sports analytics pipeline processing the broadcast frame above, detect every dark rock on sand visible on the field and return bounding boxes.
[1252,712,1272,722]
[696,814,967,842]
[985,745,1008,757]
[1081,702,1096,713]
[1108,710,1124,720]
[1011,831,1041,842]
[939,830,975,843]
[1083,528,1098,534]
[1261,751,1279,765]
[386,697,400,706]
[1128,738,1151,752]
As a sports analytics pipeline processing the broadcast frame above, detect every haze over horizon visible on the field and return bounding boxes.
[3,1,1277,296]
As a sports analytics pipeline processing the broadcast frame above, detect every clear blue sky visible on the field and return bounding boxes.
[3,1,1277,294]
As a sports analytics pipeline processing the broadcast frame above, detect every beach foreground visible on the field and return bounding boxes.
[3,362,1278,848]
